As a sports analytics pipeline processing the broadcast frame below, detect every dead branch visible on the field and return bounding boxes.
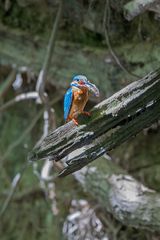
[36,0,63,102]
[0,68,16,98]
[0,92,38,112]
[33,0,63,215]
[0,164,27,218]
[0,0,63,218]
[104,0,139,78]
[124,0,159,21]
[29,69,160,177]
[74,158,160,231]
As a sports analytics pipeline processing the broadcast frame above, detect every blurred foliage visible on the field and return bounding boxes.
[0,0,160,239]
[0,98,83,240]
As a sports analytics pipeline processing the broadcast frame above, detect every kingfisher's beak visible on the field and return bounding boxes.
[85,82,99,97]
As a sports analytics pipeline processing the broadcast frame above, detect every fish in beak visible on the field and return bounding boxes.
[85,81,100,97]
[70,75,99,97]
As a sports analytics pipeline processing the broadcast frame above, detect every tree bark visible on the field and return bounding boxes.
[29,69,160,176]
[74,158,160,231]
[124,0,159,20]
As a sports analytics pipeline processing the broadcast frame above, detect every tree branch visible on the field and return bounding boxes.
[104,0,140,78]
[74,158,160,231]
[0,68,16,99]
[29,69,160,176]
[124,0,159,21]
[0,92,39,112]
[36,0,63,102]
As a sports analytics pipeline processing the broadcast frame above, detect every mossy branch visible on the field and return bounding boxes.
[29,69,160,176]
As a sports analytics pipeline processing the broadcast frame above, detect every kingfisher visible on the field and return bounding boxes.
[64,75,99,125]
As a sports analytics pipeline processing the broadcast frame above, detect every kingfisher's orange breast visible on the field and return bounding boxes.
[68,88,88,120]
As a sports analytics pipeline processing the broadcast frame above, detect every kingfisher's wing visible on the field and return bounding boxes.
[64,88,73,121]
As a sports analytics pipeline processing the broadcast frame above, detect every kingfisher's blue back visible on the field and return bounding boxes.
[64,88,73,121]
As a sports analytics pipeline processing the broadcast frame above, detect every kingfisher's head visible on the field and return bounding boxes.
[70,75,99,97]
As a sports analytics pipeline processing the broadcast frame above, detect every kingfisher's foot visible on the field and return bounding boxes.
[72,118,79,126]
[82,111,91,117]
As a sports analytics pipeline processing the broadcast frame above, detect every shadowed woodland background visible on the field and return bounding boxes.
[0,0,160,239]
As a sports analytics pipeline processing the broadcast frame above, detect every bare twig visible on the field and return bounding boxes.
[0,68,17,98]
[103,0,140,79]
[0,92,39,112]
[0,1,63,218]
[32,0,63,216]
[36,0,63,102]
[0,163,28,218]
[0,109,43,168]
[0,95,61,217]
